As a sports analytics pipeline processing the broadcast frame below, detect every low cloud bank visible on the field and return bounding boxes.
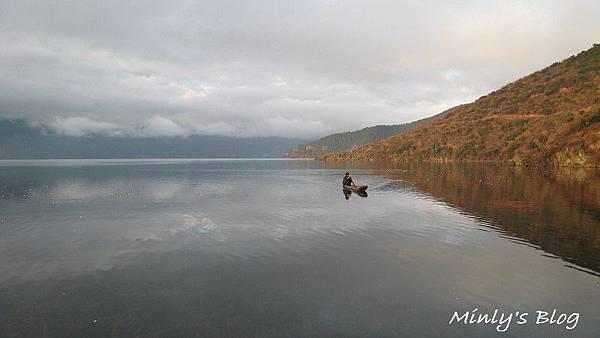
[2,0,599,138]
[46,115,331,138]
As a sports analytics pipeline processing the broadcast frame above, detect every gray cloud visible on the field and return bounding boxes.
[1,0,599,138]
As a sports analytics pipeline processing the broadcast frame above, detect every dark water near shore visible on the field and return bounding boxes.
[0,159,599,337]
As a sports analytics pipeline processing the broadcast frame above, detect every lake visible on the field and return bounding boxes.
[0,159,599,337]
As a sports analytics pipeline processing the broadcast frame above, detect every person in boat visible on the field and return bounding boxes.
[342,172,354,187]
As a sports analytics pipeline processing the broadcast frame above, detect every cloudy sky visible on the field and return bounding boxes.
[1,0,599,139]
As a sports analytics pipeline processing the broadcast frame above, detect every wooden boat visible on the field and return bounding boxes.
[343,184,368,193]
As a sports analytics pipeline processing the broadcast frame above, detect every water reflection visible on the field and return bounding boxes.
[373,163,600,275]
[342,188,368,200]
[0,160,599,337]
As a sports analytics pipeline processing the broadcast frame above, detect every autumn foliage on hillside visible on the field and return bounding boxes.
[283,106,458,158]
[320,44,600,167]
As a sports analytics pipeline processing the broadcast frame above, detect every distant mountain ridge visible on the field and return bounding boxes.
[0,120,307,159]
[283,106,459,158]
[321,44,600,167]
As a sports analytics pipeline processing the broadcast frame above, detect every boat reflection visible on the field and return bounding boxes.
[342,188,368,199]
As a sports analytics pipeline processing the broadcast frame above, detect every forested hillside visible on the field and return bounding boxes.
[283,106,458,158]
[321,44,600,167]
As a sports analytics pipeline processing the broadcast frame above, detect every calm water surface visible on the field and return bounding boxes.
[0,159,599,337]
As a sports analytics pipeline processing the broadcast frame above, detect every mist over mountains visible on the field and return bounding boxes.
[0,120,307,159]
